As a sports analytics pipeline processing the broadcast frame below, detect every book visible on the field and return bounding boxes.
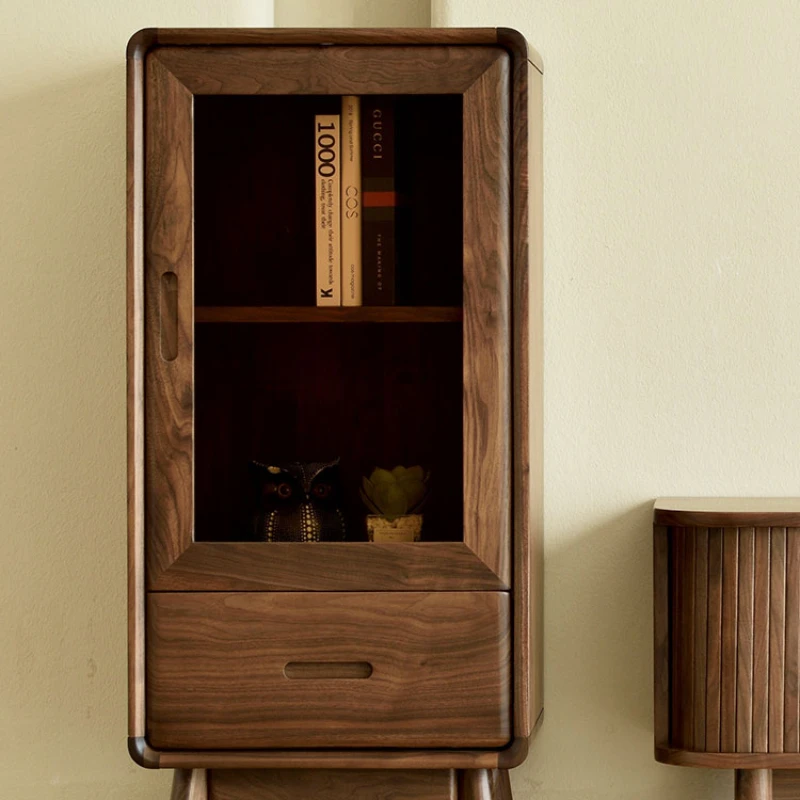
[315,114,340,306]
[341,96,362,306]
[361,96,396,306]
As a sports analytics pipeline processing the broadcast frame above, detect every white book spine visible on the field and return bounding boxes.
[315,114,340,306]
[341,97,362,306]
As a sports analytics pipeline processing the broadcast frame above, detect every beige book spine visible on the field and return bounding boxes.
[315,114,340,306]
[341,97,362,306]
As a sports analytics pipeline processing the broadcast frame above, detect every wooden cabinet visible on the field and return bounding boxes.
[654,499,800,800]
[127,27,542,799]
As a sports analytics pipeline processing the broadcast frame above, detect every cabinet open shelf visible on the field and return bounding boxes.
[195,306,463,324]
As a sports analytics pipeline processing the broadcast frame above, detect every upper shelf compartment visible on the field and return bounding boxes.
[193,94,464,309]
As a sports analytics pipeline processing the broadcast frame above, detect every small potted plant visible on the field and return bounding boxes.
[360,465,430,542]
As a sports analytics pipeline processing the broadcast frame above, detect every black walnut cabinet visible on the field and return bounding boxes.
[127,27,543,800]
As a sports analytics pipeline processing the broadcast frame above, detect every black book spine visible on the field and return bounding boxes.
[360,96,396,306]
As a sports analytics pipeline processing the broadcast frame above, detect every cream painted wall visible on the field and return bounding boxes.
[433,1,799,798]
[0,2,271,798]
[12,0,795,797]
[276,0,429,27]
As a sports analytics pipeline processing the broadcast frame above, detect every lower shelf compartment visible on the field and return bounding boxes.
[146,591,511,750]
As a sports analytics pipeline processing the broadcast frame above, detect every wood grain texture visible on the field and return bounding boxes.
[771,528,787,752]
[722,527,740,751]
[171,770,207,800]
[655,499,800,528]
[774,770,800,799]
[736,770,773,800]
[462,52,511,587]
[152,745,523,771]
[654,525,670,748]
[656,520,800,764]
[656,748,800,768]
[194,306,462,323]
[209,769,456,800]
[754,528,772,752]
[706,527,724,752]
[154,46,504,96]
[694,527,709,750]
[147,592,511,750]
[126,34,146,740]
[144,55,194,586]
[129,26,544,71]
[459,769,513,800]
[509,49,543,741]
[147,542,508,592]
[786,529,800,751]
[738,527,755,752]
[671,527,696,747]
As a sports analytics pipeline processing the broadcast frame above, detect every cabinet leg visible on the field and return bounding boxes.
[170,769,208,800]
[460,770,513,800]
[735,770,772,800]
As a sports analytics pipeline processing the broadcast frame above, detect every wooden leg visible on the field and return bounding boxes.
[736,770,772,800]
[460,770,513,800]
[494,770,513,800]
[170,769,208,800]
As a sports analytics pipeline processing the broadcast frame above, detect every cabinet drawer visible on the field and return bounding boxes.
[146,592,510,750]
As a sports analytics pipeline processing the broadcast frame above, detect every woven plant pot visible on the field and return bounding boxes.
[366,514,423,543]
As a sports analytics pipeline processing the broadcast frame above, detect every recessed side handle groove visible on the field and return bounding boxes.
[284,661,373,680]
[160,271,178,361]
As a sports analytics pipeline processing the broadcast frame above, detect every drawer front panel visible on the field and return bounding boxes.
[146,591,510,750]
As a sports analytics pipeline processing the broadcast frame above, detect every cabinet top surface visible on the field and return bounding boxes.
[655,497,800,512]
[654,497,800,526]
[127,27,543,74]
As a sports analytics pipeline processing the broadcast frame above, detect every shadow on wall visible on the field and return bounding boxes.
[0,64,171,798]
[510,501,732,800]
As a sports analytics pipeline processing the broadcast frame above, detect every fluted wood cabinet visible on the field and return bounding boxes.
[655,499,800,800]
[127,27,543,800]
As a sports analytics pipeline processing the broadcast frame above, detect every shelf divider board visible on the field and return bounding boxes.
[194,306,463,323]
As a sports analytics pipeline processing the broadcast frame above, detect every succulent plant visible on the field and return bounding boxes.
[360,465,430,522]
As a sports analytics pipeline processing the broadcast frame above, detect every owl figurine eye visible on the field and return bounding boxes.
[250,459,346,543]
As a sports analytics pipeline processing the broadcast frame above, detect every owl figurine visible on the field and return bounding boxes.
[250,459,347,542]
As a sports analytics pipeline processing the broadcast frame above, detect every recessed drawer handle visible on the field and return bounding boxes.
[160,271,178,361]
[284,661,373,680]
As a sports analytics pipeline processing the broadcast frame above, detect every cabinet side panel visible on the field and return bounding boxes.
[512,55,544,741]
[462,53,512,586]
[127,46,146,740]
[144,56,195,586]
